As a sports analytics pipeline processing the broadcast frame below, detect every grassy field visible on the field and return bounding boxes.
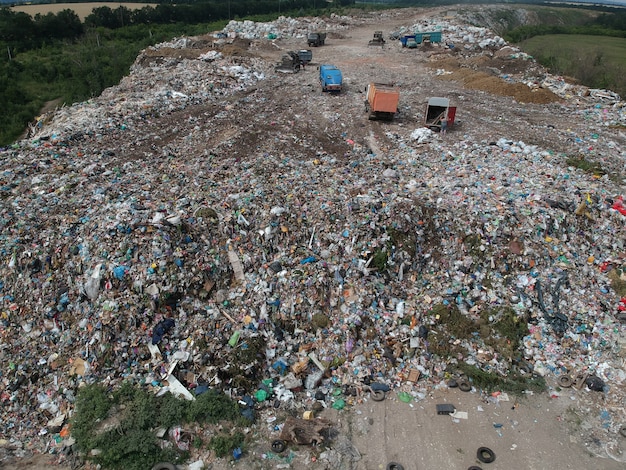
[11,2,157,20]
[519,34,626,95]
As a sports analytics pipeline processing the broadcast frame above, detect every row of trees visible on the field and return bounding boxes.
[0,8,83,51]
[1,1,357,51]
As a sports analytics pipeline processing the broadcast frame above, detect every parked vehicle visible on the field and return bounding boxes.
[424,97,456,130]
[368,31,385,46]
[400,35,415,47]
[400,31,443,46]
[307,32,326,47]
[319,64,342,93]
[274,51,301,74]
[298,49,313,65]
[365,82,400,120]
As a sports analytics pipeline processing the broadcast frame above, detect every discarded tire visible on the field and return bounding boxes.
[271,439,286,453]
[151,464,177,470]
[468,467,483,470]
[477,447,496,463]
[558,375,573,388]
[458,381,472,392]
[371,389,386,402]
[447,379,458,388]
[619,425,626,438]
[386,463,404,470]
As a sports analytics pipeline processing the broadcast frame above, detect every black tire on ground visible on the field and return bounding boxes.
[271,439,287,453]
[151,464,177,470]
[620,425,626,438]
[477,447,496,463]
[386,463,404,470]
[371,390,386,402]
[459,381,471,392]
[468,467,483,470]
[558,375,573,388]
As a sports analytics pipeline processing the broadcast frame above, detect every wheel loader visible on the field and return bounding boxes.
[274,51,301,73]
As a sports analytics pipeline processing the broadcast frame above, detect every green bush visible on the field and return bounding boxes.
[457,363,546,395]
[72,383,243,470]
[209,431,245,458]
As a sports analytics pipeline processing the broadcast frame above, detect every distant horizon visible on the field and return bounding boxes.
[1,0,626,3]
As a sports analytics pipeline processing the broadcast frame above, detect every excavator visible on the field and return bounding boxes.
[274,51,301,73]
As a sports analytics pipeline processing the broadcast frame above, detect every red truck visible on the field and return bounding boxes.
[365,82,400,120]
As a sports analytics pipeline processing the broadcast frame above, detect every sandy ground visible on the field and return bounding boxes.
[2,6,626,470]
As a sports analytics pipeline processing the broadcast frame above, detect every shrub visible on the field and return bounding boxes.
[71,383,243,469]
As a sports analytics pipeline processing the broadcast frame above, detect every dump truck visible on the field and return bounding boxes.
[368,31,385,46]
[365,82,400,120]
[298,49,312,65]
[319,64,342,93]
[414,31,442,44]
[401,31,443,46]
[307,32,326,47]
[424,97,457,130]
[274,51,301,73]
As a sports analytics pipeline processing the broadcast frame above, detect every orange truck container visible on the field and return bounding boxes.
[365,82,400,120]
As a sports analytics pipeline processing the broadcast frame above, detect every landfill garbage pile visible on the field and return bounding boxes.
[1,6,626,468]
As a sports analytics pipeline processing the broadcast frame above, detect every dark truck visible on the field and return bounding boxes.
[298,49,313,65]
[307,32,326,47]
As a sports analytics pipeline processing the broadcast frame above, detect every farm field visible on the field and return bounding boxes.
[11,2,157,20]
[520,34,626,65]
[519,34,626,94]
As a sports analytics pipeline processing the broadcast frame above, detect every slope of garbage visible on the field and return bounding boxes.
[1,6,625,469]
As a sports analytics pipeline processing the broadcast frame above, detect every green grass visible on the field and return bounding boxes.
[456,363,546,395]
[519,34,626,96]
[565,154,607,177]
[72,383,246,470]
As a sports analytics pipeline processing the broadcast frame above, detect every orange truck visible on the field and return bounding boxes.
[365,82,400,120]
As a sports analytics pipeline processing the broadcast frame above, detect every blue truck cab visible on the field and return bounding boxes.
[319,64,342,93]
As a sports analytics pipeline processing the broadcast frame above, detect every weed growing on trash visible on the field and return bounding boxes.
[457,363,546,394]
[371,248,389,272]
[72,383,243,469]
[311,313,330,330]
[209,430,245,458]
[608,269,626,297]
[481,307,530,360]
[565,155,606,177]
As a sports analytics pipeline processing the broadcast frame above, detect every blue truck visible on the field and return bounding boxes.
[319,64,342,93]
[400,31,442,47]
